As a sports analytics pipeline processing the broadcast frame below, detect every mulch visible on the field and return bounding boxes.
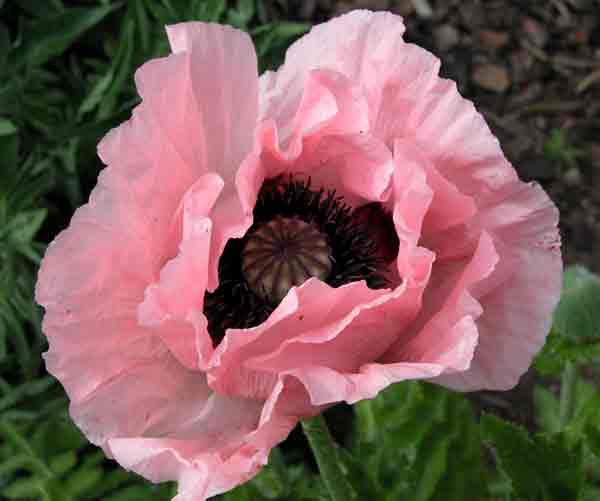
[262,0,600,430]
[267,0,600,273]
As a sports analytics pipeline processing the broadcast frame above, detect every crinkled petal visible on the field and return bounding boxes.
[138,173,223,369]
[384,231,498,363]
[208,279,389,400]
[367,33,561,390]
[165,22,260,290]
[257,68,395,202]
[431,182,562,390]
[105,378,296,500]
[99,22,259,291]
[287,314,478,405]
[165,22,258,186]
[259,10,406,135]
[208,138,438,405]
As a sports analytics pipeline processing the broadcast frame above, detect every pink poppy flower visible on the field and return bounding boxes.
[35,10,562,500]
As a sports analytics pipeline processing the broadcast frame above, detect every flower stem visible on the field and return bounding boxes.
[301,415,356,501]
[559,362,577,429]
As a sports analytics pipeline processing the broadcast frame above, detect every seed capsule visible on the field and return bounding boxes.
[242,216,332,304]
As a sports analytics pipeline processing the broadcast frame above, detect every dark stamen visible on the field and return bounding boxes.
[203,177,391,345]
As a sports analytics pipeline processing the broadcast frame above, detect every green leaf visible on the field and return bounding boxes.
[350,383,486,501]
[193,0,226,21]
[227,0,255,29]
[0,117,17,135]
[2,209,47,245]
[78,68,115,117]
[134,0,151,53]
[64,465,104,498]
[481,414,585,500]
[98,18,135,119]
[252,21,310,71]
[534,331,600,375]
[553,265,600,339]
[3,477,45,499]
[14,4,122,68]
[582,487,600,501]
[533,386,560,433]
[48,451,77,475]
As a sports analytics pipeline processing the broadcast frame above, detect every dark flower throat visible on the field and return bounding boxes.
[203,177,395,345]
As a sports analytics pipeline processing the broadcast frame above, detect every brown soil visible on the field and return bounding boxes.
[262,0,600,428]
[268,0,600,272]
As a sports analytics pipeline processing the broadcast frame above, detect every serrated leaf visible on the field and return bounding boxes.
[553,266,600,339]
[353,383,485,501]
[534,331,600,375]
[430,394,486,501]
[481,414,584,500]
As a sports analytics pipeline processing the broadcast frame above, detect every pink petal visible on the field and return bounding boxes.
[259,10,406,135]
[99,23,260,292]
[212,134,439,407]
[384,232,498,363]
[249,68,395,219]
[208,265,430,406]
[432,181,562,390]
[165,23,260,290]
[107,383,297,500]
[369,38,516,205]
[138,174,223,369]
[164,22,258,188]
[389,140,435,283]
[364,29,561,390]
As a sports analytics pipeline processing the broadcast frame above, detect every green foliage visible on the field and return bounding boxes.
[0,417,177,500]
[535,266,600,375]
[223,449,328,500]
[0,1,599,500]
[0,1,311,500]
[352,382,487,501]
[553,266,600,340]
[0,126,50,380]
[543,129,585,170]
[481,415,585,501]
[13,4,122,69]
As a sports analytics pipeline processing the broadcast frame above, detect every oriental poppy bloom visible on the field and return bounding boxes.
[36,10,562,500]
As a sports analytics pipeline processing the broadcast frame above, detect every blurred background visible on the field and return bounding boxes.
[0,1,599,500]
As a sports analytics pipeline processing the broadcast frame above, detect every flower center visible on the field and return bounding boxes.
[203,177,393,345]
[242,216,332,304]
